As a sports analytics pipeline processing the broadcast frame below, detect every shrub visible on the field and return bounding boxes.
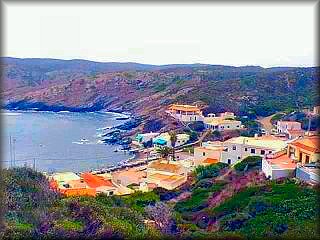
[234,156,262,172]
[195,163,228,181]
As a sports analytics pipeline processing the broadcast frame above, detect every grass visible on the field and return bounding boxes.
[58,219,84,231]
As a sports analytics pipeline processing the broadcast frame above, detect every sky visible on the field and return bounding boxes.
[3,2,317,67]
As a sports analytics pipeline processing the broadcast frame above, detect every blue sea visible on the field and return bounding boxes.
[1,110,131,173]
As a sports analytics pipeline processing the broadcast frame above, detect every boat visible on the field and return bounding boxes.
[115,116,130,120]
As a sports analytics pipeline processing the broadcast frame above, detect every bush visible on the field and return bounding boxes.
[234,156,262,172]
[195,163,228,181]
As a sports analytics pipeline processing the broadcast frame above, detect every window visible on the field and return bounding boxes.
[261,150,265,155]
[238,156,241,160]
[109,191,114,196]
[203,152,206,156]
[224,148,228,152]
[251,148,256,154]
[237,125,240,128]
[269,151,272,154]
[232,146,236,150]
[227,159,232,164]
[227,126,230,128]
[245,148,248,151]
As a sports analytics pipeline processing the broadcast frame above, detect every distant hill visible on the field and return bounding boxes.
[1,57,319,130]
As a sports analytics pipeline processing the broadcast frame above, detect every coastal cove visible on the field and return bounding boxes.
[1,110,133,173]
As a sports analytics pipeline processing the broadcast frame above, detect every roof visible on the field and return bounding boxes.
[203,158,219,164]
[52,172,80,183]
[148,161,182,173]
[148,173,185,183]
[68,179,88,189]
[265,153,297,169]
[277,121,301,125]
[81,172,113,188]
[204,117,241,126]
[168,104,201,113]
[153,138,167,145]
[290,135,320,153]
[225,136,287,151]
[177,133,190,140]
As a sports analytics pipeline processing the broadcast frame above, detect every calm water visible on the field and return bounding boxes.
[1,111,131,172]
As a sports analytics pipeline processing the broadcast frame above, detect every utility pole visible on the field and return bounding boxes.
[13,138,16,167]
[33,158,36,171]
[9,135,12,168]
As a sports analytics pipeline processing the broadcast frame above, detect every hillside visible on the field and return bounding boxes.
[1,167,318,239]
[2,57,319,131]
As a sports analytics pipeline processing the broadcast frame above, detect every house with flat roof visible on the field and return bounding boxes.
[146,160,187,190]
[220,135,287,165]
[262,150,296,180]
[135,132,160,144]
[167,104,204,122]
[204,118,242,131]
[296,164,319,185]
[153,132,190,148]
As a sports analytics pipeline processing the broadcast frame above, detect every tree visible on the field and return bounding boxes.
[156,146,172,160]
[169,131,177,162]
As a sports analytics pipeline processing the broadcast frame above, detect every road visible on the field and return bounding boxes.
[256,113,282,134]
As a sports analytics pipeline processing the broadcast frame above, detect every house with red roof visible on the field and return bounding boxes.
[262,135,320,181]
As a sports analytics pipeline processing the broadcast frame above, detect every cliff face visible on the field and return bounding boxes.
[2,58,319,125]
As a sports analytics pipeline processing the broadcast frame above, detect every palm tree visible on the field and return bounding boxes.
[156,146,171,160]
[169,131,177,162]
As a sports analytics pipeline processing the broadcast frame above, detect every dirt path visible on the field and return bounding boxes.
[256,113,282,134]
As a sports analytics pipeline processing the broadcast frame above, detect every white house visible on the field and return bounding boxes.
[135,132,160,144]
[277,121,302,134]
[262,150,296,180]
[220,135,287,165]
[204,118,242,131]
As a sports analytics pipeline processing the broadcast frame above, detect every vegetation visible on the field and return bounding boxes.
[209,181,319,239]
[194,163,228,181]
[0,168,160,239]
[1,166,318,239]
[233,156,262,172]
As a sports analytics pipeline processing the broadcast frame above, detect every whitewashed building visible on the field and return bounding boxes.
[220,135,287,165]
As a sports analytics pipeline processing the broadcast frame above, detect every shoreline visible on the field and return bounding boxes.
[2,108,143,174]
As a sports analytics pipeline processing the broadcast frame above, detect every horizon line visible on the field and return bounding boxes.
[2,56,318,68]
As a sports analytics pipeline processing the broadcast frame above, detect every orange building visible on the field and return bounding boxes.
[287,135,320,164]
[167,104,204,122]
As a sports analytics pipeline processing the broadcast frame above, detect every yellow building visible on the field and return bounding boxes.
[287,135,320,164]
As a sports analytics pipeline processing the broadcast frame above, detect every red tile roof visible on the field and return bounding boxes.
[203,158,219,164]
[81,173,113,188]
[266,153,297,169]
[290,136,320,153]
